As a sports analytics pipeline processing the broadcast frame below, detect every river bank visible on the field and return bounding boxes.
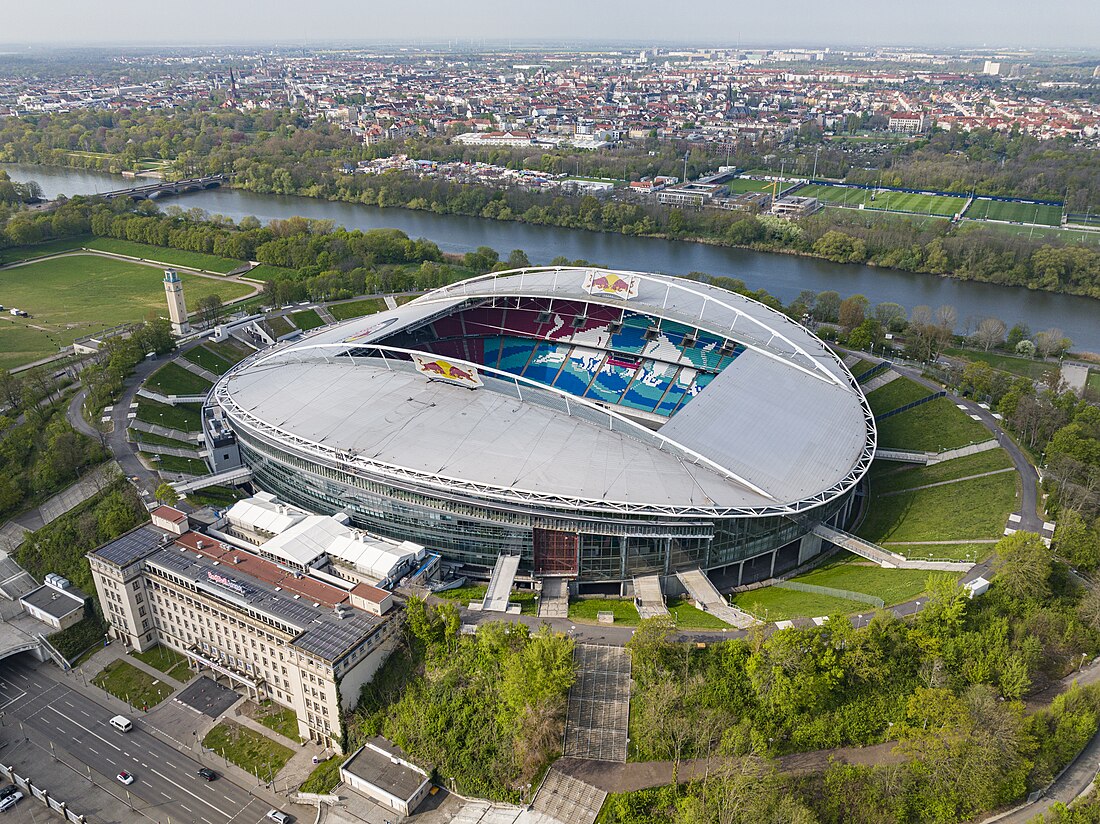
[5,161,1100,352]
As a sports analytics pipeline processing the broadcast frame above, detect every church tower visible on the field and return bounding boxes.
[163,269,190,335]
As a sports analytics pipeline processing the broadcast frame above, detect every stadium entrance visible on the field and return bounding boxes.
[533,528,579,576]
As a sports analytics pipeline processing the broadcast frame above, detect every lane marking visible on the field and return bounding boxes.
[44,706,121,752]
[160,791,172,800]
[146,767,234,818]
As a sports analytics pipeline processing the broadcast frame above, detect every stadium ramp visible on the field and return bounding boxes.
[675,569,757,628]
[862,369,900,393]
[633,575,669,619]
[537,577,569,618]
[482,553,521,612]
[812,524,972,572]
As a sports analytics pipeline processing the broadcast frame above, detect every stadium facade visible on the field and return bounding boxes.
[205,268,875,591]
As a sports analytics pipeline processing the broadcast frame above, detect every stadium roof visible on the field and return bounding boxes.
[217,268,874,516]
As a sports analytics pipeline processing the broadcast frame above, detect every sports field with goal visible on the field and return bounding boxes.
[795,184,966,217]
[964,198,1063,226]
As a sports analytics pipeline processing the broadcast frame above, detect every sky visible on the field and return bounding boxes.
[4,0,1100,50]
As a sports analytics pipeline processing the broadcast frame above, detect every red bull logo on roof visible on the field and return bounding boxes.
[413,355,483,388]
[583,270,639,299]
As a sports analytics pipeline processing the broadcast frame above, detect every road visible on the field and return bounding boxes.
[0,655,288,824]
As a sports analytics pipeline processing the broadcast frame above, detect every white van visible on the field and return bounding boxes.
[109,715,133,732]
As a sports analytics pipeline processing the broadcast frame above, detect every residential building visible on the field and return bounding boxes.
[888,112,925,133]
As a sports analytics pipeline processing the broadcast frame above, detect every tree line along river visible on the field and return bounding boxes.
[5,162,1099,353]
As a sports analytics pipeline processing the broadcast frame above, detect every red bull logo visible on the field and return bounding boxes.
[413,355,483,388]
[583,270,639,299]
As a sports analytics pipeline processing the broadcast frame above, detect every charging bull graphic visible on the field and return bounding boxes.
[413,355,483,388]
[583,270,640,299]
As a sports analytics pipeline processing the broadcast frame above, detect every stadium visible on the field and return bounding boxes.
[205,268,876,591]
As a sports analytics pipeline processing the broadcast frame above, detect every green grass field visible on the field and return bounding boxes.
[204,338,253,363]
[0,236,91,265]
[726,178,777,194]
[433,584,537,614]
[264,315,295,338]
[145,362,213,397]
[329,298,388,321]
[143,452,207,475]
[667,597,734,629]
[202,720,294,780]
[84,238,242,272]
[795,184,966,217]
[942,347,1058,381]
[135,398,202,432]
[888,542,994,563]
[568,598,641,626]
[966,199,1063,226]
[733,587,866,622]
[130,645,194,683]
[875,396,992,452]
[93,659,174,708]
[871,448,1013,495]
[182,344,235,375]
[184,485,245,509]
[794,553,953,606]
[131,429,198,451]
[858,471,1018,543]
[0,254,251,369]
[866,376,933,417]
[1089,370,1100,394]
[290,309,325,331]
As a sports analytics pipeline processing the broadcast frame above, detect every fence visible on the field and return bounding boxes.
[774,580,884,608]
[0,762,88,823]
[876,391,946,421]
[855,361,892,383]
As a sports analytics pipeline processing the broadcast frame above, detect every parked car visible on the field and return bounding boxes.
[265,811,291,823]
[0,786,17,801]
[0,791,23,812]
[197,768,218,781]
[116,771,135,785]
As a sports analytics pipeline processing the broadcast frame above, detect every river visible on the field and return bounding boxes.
[6,162,1099,351]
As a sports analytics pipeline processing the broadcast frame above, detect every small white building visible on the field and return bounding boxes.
[340,738,432,816]
[20,577,87,631]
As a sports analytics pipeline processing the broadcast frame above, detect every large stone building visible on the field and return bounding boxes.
[87,506,400,751]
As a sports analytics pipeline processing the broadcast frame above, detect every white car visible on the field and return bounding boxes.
[265,811,290,823]
[0,791,23,812]
[117,771,135,785]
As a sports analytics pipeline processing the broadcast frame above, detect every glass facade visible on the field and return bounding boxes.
[235,428,857,583]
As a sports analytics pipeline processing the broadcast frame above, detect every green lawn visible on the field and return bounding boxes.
[204,338,253,363]
[727,178,777,194]
[184,484,245,508]
[1088,370,1100,395]
[888,542,994,563]
[793,553,954,606]
[942,347,1058,381]
[135,398,202,431]
[858,471,1018,543]
[329,298,388,321]
[264,315,295,338]
[434,584,537,614]
[245,264,300,281]
[290,309,325,331]
[145,362,213,397]
[129,645,194,683]
[182,344,235,375]
[568,598,641,626]
[845,358,875,377]
[872,448,1013,495]
[299,757,342,794]
[93,659,174,708]
[0,236,91,264]
[866,376,933,417]
[966,199,1063,226]
[875,396,992,452]
[202,720,295,780]
[245,700,302,742]
[84,238,242,273]
[732,587,866,622]
[131,429,198,451]
[143,452,207,475]
[0,253,251,369]
[667,597,735,629]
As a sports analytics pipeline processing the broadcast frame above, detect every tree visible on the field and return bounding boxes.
[1035,328,1071,358]
[1016,339,1037,358]
[195,294,224,329]
[154,483,180,506]
[505,249,531,269]
[973,317,1007,351]
[934,304,958,330]
[838,294,869,332]
[1006,324,1031,351]
[994,532,1052,602]
[874,302,907,333]
[813,291,841,323]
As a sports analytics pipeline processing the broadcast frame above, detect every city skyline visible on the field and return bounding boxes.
[4,0,1100,50]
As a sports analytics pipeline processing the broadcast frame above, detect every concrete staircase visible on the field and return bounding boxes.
[675,569,757,628]
[482,553,521,612]
[538,577,570,618]
[633,574,669,619]
[862,369,900,393]
[176,358,220,384]
[518,768,607,824]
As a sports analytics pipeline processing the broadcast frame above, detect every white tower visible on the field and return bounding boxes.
[163,269,190,335]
